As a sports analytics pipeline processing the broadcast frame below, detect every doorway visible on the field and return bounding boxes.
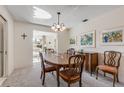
[32,30,58,63]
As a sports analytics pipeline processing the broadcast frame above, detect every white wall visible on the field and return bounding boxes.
[0,6,14,75]
[57,30,70,53]
[14,21,53,69]
[69,6,124,83]
[14,21,70,69]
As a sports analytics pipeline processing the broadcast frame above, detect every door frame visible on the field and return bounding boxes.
[0,15,8,77]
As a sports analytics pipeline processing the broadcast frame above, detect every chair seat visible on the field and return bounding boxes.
[97,65,117,74]
[44,64,56,72]
[59,69,80,82]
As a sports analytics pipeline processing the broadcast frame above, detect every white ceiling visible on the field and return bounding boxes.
[6,5,121,28]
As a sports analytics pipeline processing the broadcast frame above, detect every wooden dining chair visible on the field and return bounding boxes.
[67,48,75,55]
[59,54,85,87]
[96,51,121,87]
[39,52,56,85]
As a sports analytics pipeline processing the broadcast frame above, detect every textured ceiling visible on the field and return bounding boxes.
[6,5,121,28]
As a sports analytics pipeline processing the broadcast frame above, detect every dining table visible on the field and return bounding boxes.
[43,53,72,86]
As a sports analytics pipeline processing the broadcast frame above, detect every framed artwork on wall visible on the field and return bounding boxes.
[100,27,124,45]
[69,36,77,45]
[80,31,96,47]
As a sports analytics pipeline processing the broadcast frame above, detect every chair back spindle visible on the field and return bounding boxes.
[104,51,121,67]
[69,55,85,77]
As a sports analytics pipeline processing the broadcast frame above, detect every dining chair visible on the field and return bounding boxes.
[96,51,121,87]
[59,54,85,87]
[67,48,75,55]
[39,52,56,85]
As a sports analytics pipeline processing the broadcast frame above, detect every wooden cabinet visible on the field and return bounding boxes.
[84,52,98,76]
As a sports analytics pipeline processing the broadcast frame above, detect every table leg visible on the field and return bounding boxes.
[56,66,60,87]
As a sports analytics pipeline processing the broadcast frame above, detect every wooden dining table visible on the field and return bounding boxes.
[43,53,71,86]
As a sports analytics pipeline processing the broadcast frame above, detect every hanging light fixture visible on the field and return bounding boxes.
[51,12,66,32]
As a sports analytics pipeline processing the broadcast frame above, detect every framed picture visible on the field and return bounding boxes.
[100,27,124,45]
[69,36,76,45]
[80,31,96,47]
